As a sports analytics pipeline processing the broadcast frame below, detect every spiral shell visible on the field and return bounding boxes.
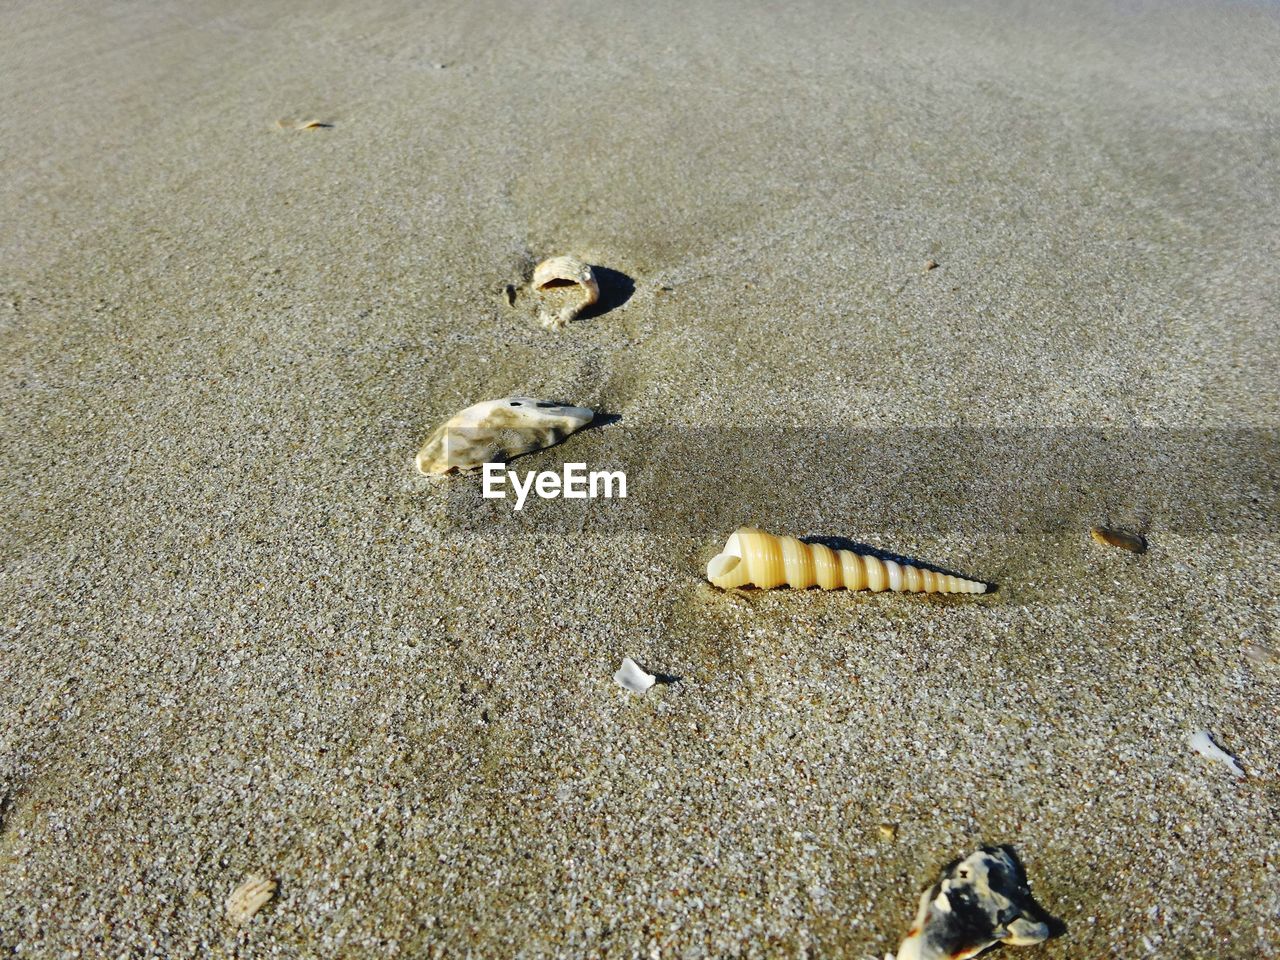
[705,528,987,594]
[531,255,599,329]
[416,396,594,474]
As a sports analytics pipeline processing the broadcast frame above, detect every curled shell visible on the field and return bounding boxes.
[531,255,599,329]
[613,657,656,695]
[706,528,986,594]
[416,397,594,475]
[1089,526,1146,553]
[895,848,1052,960]
[225,873,277,925]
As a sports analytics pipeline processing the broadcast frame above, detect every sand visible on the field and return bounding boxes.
[2,0,1278,956]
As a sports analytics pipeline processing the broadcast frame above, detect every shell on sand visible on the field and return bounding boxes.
[1243,641,1280,667]
[705,528,987,594]
[275,118,333,130]
[614,657,656,694]
[1090,526,1146,553]
[1188,730,1245,778]
[415,397,594,475]
[895,848,1052,960]
[225,874,277,925]
[531,255,599,329]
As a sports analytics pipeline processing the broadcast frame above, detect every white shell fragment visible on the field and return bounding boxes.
[614,657,656,695]
[1188,730,1245,779]
[531,255,599,329]
[416,397,594,475]
[1243,641,1280,667]
[225,873,277,925]
[895,848,1053,960]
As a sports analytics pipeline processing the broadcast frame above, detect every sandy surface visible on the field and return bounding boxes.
[2,0,1279,956]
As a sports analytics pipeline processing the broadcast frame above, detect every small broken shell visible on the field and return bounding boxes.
[1188,730,1245,779]
[275,118,333,130]
[531,255,599,330]
[1090,526,1146,553]
[706,528,987,594]
[895,847,1052,960]
[416,397,594,475]
[1243,641,1280,667]
[225,873,277,925]
[614,657,655,694]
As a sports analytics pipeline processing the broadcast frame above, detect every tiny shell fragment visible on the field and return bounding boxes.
[1090,526,1146,553]
[531,255,599,330]
[924,259,939,271]
[416,397,594,474]
[225,874,277,925]
[276,118,333,130]
[895,847,1053,960]
[614,657,656,695]
[1188,730,1245,779]
[1243,641,1280,667]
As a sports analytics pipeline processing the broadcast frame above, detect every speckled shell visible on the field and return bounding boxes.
[531,255,599,329]
[896,848,1051,960]
[416,396,594,475]
[706,528,986,594]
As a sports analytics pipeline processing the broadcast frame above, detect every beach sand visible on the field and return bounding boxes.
[2,0,1278,956]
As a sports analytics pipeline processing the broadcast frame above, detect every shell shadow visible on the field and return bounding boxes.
[800,534,997,593]
[581,412,622,434]
[579,266,634,320]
